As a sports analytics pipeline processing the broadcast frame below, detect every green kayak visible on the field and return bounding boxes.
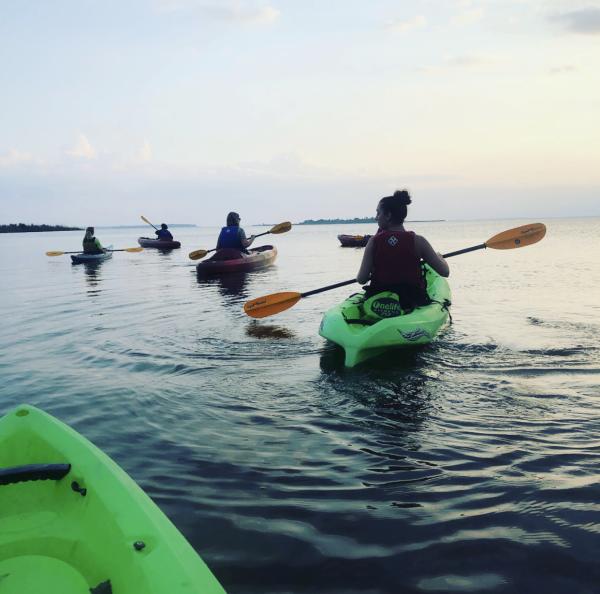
[0,404,225,594]
[319,265,451,367]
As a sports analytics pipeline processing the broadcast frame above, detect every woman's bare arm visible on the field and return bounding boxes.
[415,235,449,277]
[356,237,376,284]
[240,228,255,248]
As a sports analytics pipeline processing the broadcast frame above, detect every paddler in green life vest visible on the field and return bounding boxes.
[82,227,106,255]
[356,190,450,309]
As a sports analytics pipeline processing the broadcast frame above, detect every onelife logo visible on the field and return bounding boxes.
[399,329,431,341]
[387,235,398,246]
[371,297,403,318]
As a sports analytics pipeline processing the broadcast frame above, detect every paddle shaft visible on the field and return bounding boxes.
[141,216,159,231]
[302,279,357,298]
[442,243,486,258]
[302,243,486,296]
[51,248,135,255]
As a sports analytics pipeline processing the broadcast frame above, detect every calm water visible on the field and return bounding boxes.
[1,219,599,594]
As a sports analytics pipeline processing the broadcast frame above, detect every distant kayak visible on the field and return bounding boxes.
[319,265,451,367]
[197,245,277,275]
[338,234,372,247]
[0,404,226,594]
[70,245,113,264]
[138,237,181,250]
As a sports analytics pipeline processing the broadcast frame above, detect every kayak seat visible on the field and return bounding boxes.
[91,580,113,593]
[341,291,410,326]
[211,248,244,261]
[344,318,377,326]
[0,463,70,486]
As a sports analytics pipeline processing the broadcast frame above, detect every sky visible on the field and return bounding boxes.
[1,0,599,226]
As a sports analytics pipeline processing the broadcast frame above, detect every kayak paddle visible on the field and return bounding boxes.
[244,222,546,319]
[188,221,292,260]
[46,247,144,256]
[141,215,159,231]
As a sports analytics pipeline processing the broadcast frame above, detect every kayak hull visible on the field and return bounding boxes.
[0,404,225,594]
[338,234,372,247]
[138,237,181,249]
[70,245,113,264]
[196,245,277,275]
[319,266,451,367]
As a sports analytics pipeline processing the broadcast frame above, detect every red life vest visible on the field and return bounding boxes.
[371,230,425,290]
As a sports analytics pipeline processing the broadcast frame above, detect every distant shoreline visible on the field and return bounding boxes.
[0,223,198,233]
[0,223,83,233]
[296,218,445,225]
[96,224,197,229]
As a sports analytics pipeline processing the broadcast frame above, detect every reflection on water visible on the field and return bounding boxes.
[196,271,250,301]
[245,320,296,339]
[80,261,104,296]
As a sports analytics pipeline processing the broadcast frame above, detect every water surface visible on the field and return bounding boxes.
[1,218,599,593]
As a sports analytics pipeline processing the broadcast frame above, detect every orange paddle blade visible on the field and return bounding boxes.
[244,291,301,319]
[46,251,65,256]
[486,223,546,250]
[189,249,208,260]
[270,221,292,234]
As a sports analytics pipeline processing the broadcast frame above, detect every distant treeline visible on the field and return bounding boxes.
[0,223,83,233]
[297,218,445,225]
[298,217,376,225]
[97,224,197,229]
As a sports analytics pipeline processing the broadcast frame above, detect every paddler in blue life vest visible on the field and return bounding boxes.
[82,227,106,255]
[216,212,255,254]
[155,223,174,241]
[356,190,449,308]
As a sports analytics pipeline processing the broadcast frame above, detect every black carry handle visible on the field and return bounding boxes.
[0,463,71,486]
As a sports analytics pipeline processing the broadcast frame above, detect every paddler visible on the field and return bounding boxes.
[155,223,174,241]
[216,212,256,254]
[356,190,449,309]
[82,227,106,255]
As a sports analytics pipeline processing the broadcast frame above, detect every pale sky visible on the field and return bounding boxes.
[1,0,599,225]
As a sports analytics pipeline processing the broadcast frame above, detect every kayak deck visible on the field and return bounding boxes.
[0,405,225,594]
[196,245,277,275]
[70,245,113,264]
[319,266,451,367]
[138,237,181,249]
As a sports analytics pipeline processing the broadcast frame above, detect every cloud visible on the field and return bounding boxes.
[386,15,427,33]
[451,8,484,26]
[551,7,600,34]
[156,1,280,25]
[443,54,488,67]
[206,4,280,25]
[66,134,97,159]
[416,53,493,74]
[0,149,34,167]
[139,141,153,162]
[549,64,577,74]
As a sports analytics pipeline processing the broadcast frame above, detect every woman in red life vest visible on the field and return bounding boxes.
[356,190,449,308]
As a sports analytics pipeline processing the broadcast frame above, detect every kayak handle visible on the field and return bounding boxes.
[0,463,71,486]
[71,480,87,496]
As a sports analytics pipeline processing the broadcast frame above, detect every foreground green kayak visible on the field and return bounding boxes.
[0,404,225,594]
[319,265,451,367]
